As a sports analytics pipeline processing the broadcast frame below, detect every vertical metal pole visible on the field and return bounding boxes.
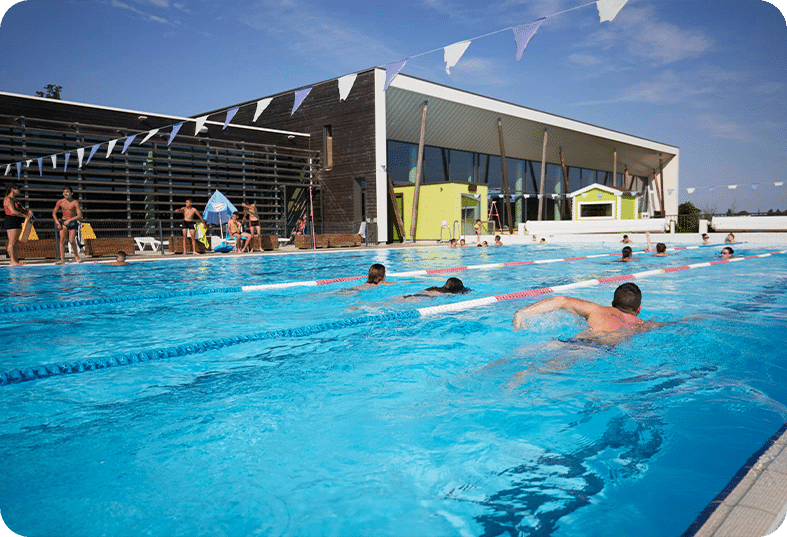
[659,154,665,218]
[538,129,548,220]
[409,100,428,243]
[612,149,617,189]
[559,148,570,220]
[497,119,514,234]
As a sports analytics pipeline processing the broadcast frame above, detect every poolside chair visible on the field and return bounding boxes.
[134,237,161,252]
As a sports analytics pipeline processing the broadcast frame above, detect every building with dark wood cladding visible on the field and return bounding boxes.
[0,67,679,243]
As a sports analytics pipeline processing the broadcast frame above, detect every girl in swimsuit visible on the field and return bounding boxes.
[4,185,32,266]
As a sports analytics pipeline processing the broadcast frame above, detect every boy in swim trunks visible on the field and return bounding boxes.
[228,212,252,252]
[175,199,207,254]
[52,186,82,264]
[4,185,33,266]
[241,200,262,252]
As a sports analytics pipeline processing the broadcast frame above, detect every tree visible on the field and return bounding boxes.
[35,84,62,100]
[677,201,701,233]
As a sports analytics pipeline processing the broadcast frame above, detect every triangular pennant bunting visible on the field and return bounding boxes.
[513,19,544,61]
[37,157,43,176]
[77,147,85,168]
[751,184,758,190]
[337,74,357,101]
[223,107,238,130]
[291,87,312,116]
[50,155,57,169]
[444,40,471,74]
[727,184,737,189]
[4,164,10,176]
[140,128,159,145]
[168,122,182,147]
[253,98,272,122]
[122,134,137,155]
[384,59,408,91]
[668,189,674,195]
[86,144,100,166]
[776,182,784,187]
[106,139,118,158]
[707,187,715,193]
[64,153,70,173]
[597,0,629,22]
[16,162,21,177]
[687,188,695,194]
[194,115,208,136]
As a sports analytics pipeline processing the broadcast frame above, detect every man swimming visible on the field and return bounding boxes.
[617,246,633,262]
[512,283,663,346]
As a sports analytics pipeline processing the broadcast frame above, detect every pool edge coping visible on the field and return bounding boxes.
[685,422,787,537]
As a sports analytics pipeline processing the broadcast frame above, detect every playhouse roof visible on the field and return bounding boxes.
[568,182,638,198]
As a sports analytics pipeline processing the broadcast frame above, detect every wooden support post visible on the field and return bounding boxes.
[387,173,405,242]
[409,101,428,242]
[559,147,570,220]
[626,168,633,190]
[538,129,547,220]
[497,119,514,234]
[653,169,662,216]
[658,154,665,218]
[612,149,617,188]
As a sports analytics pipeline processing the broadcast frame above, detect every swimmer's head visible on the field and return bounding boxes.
[612,282,642,315]
[656,242,666,253]
[116,251,127,262]
[367,263,386,284]
[436,277,468,294]
[621,246,633,259]
[721,247,734,258]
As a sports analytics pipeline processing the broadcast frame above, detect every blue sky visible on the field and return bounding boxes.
[0,0,785,212]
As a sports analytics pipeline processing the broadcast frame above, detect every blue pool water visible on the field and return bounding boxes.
[1,243,786,536]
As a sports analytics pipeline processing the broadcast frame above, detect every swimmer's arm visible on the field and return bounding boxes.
[513,296,597,330]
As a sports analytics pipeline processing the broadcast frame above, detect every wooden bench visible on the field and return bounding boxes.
[5,239,59,260]
[168,235,209,254]
[85,238,137,257]
[294,234,361,249]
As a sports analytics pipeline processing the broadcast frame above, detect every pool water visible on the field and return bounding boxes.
[1,243,786,536]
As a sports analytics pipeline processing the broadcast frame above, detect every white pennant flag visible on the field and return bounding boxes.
[51,155,57,169]
[106,139,118,158]
[444,40,471,74]
[194,115,209,136]
[337,74,357,101]
[727,184,737,189]
[4,164,9,176]
[25,159,32,168]
[776,182,784,187]
[597,0,628,22]
[687,188,695,194]
[253,98,272,122]
[37,158,42,176]
[513,19,544,61]
[140,128,159,145]
[77,147,85,168]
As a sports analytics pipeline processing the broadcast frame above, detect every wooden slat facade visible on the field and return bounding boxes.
[0,93,320,239]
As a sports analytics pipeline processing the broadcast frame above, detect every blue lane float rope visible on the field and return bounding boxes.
[0,285,244,314]
[0,310,421,386]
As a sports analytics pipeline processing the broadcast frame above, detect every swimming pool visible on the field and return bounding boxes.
[1,243,786,536]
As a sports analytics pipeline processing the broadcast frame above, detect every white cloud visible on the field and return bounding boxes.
[241,0,401,72]
[567,53,602,66]
[109,0,172,24]
[696,113,757,143]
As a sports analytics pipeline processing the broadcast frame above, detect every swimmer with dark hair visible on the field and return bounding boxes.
[720,247,734,259]
[421,277,469,295]
[513,282,666,346]
[367,263,387,285]
[617,246,633,262]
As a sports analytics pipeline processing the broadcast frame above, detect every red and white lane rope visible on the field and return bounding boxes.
[240,243,740,292]
[415,250,787,317]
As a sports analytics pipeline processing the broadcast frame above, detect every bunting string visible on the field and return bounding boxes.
[1,0,629,177]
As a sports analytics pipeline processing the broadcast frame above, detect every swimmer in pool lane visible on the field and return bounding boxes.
[720,246,734,259]
[512,283,665,346]
[617,246,634,262]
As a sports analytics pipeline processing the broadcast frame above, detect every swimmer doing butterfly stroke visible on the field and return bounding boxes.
[512,283,667,346]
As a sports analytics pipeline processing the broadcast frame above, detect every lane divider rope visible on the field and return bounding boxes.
[2,249,781,387]
[1,243,742,313]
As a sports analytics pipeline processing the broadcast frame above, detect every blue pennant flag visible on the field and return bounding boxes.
[384,59,408,91]
[37,157,43,176]
[168,122,183,147]
[122,134,137,155]
[223,107,238,130]
[291,88,312,116]
[86,144,100,166]
[513,19,544,61]
[64,152,70,173]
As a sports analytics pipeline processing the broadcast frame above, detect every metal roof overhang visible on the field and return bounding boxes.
[385,74,678,179]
